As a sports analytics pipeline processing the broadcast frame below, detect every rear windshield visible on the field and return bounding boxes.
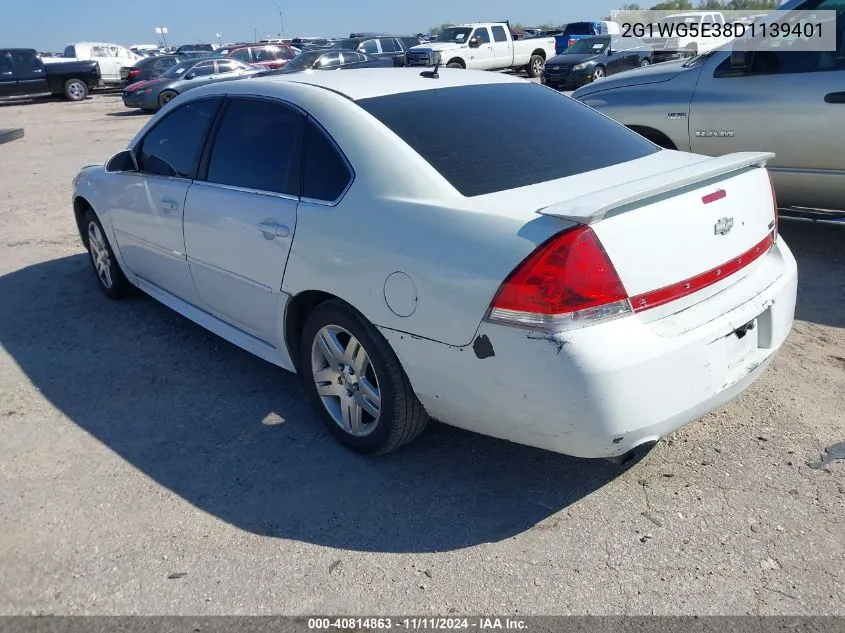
[563,22,597,35]
[356,83,659,197]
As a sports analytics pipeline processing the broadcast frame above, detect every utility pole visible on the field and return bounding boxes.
[279,8,286,38]
[155,25,169,49]
[254,28,258,42]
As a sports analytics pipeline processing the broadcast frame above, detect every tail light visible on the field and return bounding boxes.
[129,69,141,80]
[568,38,577,47]
[486,225,632,331]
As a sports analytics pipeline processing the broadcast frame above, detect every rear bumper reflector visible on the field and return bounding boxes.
[629,231,775,313]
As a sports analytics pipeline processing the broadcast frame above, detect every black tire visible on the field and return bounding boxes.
[592,65,606,81]
[527,54,544,78]
[64,79,88,101]
[446,62,463,69]
[299,300,429,454]
[82,208,134,299]
[640,58,651,67]
[141,108,156,114]
[157,90,178,110]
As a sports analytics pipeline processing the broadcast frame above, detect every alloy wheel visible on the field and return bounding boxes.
[310,325,381,437]
[87,221,113,289]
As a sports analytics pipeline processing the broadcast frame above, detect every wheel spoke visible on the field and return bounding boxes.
[313,366,339,385]
[318,328,345,366]
[341,397,363,435]
[316,381,343,398]
[346,335,368,373]
[357,377,380,418]
[101,261,113,288]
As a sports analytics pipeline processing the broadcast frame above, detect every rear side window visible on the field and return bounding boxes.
[0,53,12,74]
[205,98,304,195]
[137,98,221,178]
[360,40,379,54]
[491,26,508,42]
[302,119,353,202]
[357,83,659,197]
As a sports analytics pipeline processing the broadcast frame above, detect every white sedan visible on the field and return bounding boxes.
[71,68,797,459]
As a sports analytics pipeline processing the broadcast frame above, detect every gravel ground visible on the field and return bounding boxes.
[0,93,843,616]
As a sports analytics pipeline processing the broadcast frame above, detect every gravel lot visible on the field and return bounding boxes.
[0,92,843,616]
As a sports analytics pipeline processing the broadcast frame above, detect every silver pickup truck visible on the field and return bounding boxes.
[573,0,844,217]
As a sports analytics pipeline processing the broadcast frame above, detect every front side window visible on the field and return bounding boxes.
[9,50,40,74]
[358,83,659,197]
[316,52,342,68]
[137,98,221,178]
[231,48,252,63]
[715,13,843,76]
[302,119,353,202]
[491,26,508,42]
[360,39,379,54]
[379,38,400,52]
[191,61,216,76]
[205,98,304,196]
[473,28,491,44]
[339,52,364,64]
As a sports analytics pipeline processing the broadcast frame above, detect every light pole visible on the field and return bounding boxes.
[216,32,221,45]
[279,8,286,38]
[155,25,168,49]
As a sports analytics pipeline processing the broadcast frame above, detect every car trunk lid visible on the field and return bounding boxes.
[536,151,778,315]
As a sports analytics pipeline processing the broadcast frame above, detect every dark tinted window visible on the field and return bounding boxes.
[379,38,400,52]
[473,28,491,44]
[340,52,364,64]
[63,45,76,58]
[491,26,508,42]
[357,83,659,197]
[137,98,220,178]
[303,119,352,202]
[563,22,595,36]
[231,48,251,62]
[0,53,12,74]
[316,52,342,67]
[215,60,240,73]
[9,50,41,75]
[360,39,379,54]
[205,98,304,195]
[191,61,215,76]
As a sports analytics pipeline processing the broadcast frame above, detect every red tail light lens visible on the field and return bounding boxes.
[568,38,577,47]
[487,225,631,330]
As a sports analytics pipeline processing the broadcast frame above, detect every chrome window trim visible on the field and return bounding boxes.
[192,179,300,201]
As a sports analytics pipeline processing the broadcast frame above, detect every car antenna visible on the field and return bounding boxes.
[420,60,440,79]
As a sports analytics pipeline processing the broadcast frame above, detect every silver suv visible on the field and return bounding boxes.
[573,0,844,217]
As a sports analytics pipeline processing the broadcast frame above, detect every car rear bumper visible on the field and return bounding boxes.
[542,73,591,90]
[380,236,797,458]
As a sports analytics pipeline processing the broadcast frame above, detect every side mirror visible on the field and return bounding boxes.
[607,49,614,55]
[105,149,137,173]
[185,72,196,80]
[468,37,480,48]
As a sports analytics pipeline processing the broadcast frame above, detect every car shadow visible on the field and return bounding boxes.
[0,254,621,553]
[106,110,149,117]
[778,218,845,330]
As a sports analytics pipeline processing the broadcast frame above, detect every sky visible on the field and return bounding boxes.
[4,0,627,52]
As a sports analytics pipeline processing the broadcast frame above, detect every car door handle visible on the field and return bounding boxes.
[161,199,179,212]
[824,92,845,104]
[258,221,290,238]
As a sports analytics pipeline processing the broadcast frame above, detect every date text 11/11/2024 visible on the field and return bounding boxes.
[307,617,528,630]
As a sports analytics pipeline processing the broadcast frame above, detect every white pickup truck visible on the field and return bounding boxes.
[406,23,557,78]
[641,11,734,59]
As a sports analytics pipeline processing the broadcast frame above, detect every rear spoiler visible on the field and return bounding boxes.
[536,151,775,224]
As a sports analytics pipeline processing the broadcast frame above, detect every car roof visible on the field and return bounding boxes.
[235,67,529,101]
